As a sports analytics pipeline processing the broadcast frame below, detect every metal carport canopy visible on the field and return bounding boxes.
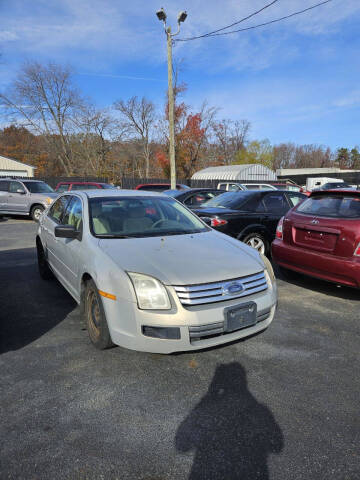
[191,164,277,181]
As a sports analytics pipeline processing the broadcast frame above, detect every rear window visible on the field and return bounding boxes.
[297,194,360,219]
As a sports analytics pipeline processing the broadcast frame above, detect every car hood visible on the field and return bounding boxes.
[98,230,264,285]
[32,192,59,199]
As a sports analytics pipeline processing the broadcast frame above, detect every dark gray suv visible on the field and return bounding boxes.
[0,179,59,221]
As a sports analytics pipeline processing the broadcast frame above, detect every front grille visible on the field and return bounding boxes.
[189,308,271,343]
[173,271,267,306]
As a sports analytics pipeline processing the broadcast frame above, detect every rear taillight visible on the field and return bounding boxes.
[211,217,228,228]
[276,216,284,240]
[354,242,360,256]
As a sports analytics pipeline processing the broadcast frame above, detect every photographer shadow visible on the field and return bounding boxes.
[176,362,284,480]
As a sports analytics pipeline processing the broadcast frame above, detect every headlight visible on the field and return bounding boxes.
[128,272,171,310]
[45,197,54,205]
[260,253,276,290]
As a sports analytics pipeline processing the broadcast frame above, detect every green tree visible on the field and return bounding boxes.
[350,147,360,169]
[234,139,274,169]
[336,147,350,169]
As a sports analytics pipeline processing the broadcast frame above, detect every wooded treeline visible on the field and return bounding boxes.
[0,61,358,179]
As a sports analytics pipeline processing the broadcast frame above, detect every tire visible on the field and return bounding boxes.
[242,232,269,256]
[31,205,44,222]
[37,241,53,280]
[84,279,114,350]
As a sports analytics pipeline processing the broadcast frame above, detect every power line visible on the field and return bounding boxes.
[181,0,280,41]
[176,0,333,42]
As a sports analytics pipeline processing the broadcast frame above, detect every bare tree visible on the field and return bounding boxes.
[0,61,84,175]
[212,119,251,164]
[73,105,126,176]
[113,96,156,178]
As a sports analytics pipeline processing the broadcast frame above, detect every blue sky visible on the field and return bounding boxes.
[1,0,360,150]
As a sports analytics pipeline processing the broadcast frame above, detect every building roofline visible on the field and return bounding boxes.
[0,154,37,169]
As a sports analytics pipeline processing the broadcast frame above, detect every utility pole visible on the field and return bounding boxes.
[156,8,187,189]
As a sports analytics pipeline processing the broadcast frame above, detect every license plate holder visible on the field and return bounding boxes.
[223,302,257,333]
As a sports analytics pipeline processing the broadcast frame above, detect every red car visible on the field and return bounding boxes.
[55,181,116,192]
[135,183,190,192]
[272,189,360,288]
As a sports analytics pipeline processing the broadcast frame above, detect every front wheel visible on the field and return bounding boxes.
[37,241,53,280]
[84,279,114,350]
[242,232,269,256]
[31,205,44,222]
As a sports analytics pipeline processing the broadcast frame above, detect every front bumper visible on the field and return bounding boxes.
[102,285,277,354]
[272,239,360,288]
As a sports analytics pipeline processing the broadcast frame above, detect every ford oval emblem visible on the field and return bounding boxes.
[223,281,244,296]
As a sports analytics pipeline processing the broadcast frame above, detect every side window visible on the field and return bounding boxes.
[62,196,83,229]
[48,196,70,223]
[9,181,25,193]
[287,193,304,207]
[184,193,211,207]
[263,193,288,213]
[71,184,98,190]
[241,196,265,213]
[56,184,69,193]
[0,181,9,192]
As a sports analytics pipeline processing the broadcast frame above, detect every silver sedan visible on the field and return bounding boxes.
[37,190,277,353]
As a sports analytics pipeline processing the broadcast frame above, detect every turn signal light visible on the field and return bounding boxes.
[276,216,284,240]
[211,217,228,228]
[354,242,360,256]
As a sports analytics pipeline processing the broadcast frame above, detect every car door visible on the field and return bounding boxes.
[7,181,28,213]
[42,195,71,285]
[55,195,84,297]
[261,192,290,238]
[0,180,9,211]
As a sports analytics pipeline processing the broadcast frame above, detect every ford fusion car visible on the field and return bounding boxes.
[36,190,277,353]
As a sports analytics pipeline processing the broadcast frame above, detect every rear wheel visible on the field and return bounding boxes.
[242,232,269,256]
[84,279,114,350]
[31,205,44,222]
[37,241,53,280]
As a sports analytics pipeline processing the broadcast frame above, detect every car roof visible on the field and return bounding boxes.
[78,189,164,199]
[0,178,44,182]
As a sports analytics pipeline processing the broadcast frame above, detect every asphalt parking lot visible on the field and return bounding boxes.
[0,218,359,480]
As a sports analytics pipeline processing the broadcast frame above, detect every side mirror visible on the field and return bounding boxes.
[55,225,80,239]
[16,189,26,194]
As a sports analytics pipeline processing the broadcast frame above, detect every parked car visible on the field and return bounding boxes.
[242,183,277,190]
[272,189,360,288]
[55,181,116,192]
[193,190,306,255]
[217,182,246,191]
[135,183,190,192]
[162,188,223,208]
[272,183,303,192]
[36,190,277,353]
[0,178,58,221]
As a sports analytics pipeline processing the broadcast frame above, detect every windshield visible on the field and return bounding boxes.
[297,194,360,218]
[23,181,54,193]
[201,191,250,209]
[89,196,210,237]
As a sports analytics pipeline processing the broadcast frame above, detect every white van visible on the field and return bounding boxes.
[306,177,343,191]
